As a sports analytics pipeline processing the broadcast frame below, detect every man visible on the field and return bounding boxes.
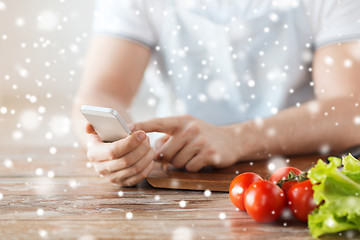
[73,0,360,186]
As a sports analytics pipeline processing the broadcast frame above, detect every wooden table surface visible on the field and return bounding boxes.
[0,145,354,240]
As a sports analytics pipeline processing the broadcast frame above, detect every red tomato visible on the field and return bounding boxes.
[270,167,303,193]
[229,172,262,211]
[244,180,286,223]
[287,180,317,222]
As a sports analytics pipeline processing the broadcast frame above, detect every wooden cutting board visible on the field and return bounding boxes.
[146,154,323,192]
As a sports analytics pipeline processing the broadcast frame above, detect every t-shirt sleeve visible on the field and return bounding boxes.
[92,0,156,49]
[307,0,360,48]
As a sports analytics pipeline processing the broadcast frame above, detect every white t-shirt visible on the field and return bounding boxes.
[93,0,360,125]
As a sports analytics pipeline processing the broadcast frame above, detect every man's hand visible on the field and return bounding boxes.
[85,124,155,186]
[131,115,239,172]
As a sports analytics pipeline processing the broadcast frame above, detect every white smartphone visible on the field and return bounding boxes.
[80,105,131,142]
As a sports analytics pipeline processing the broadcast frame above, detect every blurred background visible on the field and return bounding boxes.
[0,0,155,148]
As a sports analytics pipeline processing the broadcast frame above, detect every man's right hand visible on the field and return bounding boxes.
[85,124,155,186]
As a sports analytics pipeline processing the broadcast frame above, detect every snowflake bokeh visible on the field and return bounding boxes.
[0,0,157,148]
[0,1,359,238]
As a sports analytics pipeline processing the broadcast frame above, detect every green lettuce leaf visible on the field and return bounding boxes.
[307,154,360,238]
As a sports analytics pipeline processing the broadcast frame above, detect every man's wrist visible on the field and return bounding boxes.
[223,120,266,162]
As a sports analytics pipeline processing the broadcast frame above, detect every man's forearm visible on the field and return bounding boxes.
[230,96,360,161]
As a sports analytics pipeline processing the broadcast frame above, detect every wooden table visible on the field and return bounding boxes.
[0,145,352,239]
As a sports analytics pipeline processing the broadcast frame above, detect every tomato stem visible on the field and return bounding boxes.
[276,171,308,188]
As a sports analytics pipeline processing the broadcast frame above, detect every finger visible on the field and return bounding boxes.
[86,128,103,149]
[94,140,151,174]
[170,143,200,169]
[122,160,155,186]
[86,123,96,134]
[184,154,207,172]
[156,135,187,163]
[86,130,146,162]
[155,134,170,150]
[106,148,155,185]
[130,116,184,134]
